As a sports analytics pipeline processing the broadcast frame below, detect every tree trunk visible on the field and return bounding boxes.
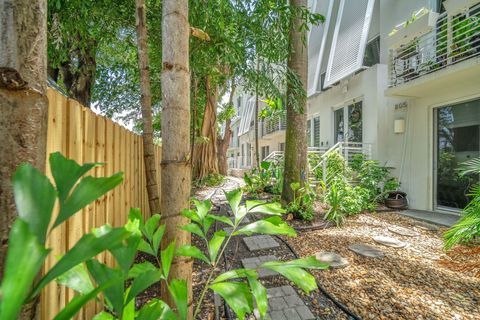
[193,76,219,180]
[135,0,160,216]
[0,0,48,318]
[217,83,236,175]
[160,0,192,313]
[282,0,308,204]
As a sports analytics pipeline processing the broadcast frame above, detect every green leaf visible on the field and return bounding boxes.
[181,223,205,239]
[260,161,270,171]
[192,199,212,220]
[175,245,210,264]
[138,238,156,256]
[92,311,115,320]
[209,282,253,320]
[290,182,300,191]
[49,152,98,202]
[128,261,158,278]
[86,260,125,316]
[0,220,49,320]
[54,173,123,228]
[137,299,177,320]
[144,214,161,241]
[247,277,267,320]
[261,257,328,294]
[128,207,144,225]
[110,222,141,274]
[225,189,242,217]
[32,225,130,298]
[152,224,166,255]
[245,201,285,216]
[234,216,296,237]
[125,270,163,304]
[208,231,226,263]
[168,279,188,320]
[206,214,234,226]
[13,163,56,244]
[181,208,201,224]
[212,268,258,284]
[161,241,176,278]
[56,262,94,295]
[54,280,117,320]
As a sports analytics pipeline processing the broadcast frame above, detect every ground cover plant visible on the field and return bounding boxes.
[285,182,315,221]
[0,154,328,320]
[444,157,480,250]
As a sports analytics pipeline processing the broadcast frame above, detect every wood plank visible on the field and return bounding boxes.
[104,119,115,267]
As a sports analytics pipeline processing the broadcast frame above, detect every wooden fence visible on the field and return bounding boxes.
[41,88,161,319]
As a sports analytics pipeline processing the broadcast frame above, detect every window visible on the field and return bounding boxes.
[363,36,380,67]
[247,143,252,166]
[241,144,245,166]
[324,0,375,87]
[313,117,321,147]
[237,96,242,115]
[239,98,255,135]
[279,143,285,152]
[334,108,345,143]
[261,146,270,160]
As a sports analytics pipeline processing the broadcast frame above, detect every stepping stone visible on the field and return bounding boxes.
[414,221,439,231]
[243,235,280,251]
[241,255,278,278]
[315,252,349,268]
[348,243,384,258]
[373,236,407,248]
[388,226,420,237]
[254,286,315,320]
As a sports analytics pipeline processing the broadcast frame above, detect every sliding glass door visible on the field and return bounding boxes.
[435,99,480,210]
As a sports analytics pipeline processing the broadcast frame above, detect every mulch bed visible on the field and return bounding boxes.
[286,212,480,320]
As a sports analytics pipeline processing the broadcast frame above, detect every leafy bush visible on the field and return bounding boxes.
[194,173,225,187]
[0,152,125,320]
[243,161,282,195]
[286,182,315,221]
[444,158,480,250]
[1,153,329,320]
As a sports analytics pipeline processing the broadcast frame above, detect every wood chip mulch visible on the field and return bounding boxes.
[286,212,480,320]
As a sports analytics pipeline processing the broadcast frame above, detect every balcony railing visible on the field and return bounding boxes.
[388,3,480,87]
[261,115,286,136]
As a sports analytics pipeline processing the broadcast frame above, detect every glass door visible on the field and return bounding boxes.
[435,99,480,210]
[334,101,363,144]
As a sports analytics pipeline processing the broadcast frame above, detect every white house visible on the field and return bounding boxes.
[228,0,480,214]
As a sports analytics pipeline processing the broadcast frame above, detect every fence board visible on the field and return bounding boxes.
[42,88,162,319]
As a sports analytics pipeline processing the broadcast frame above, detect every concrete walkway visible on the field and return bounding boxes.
[398,209,460,227]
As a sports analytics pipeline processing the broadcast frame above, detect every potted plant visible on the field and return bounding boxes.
[443,0,480,16]
[387,8,439,49]
[385,191,409,209]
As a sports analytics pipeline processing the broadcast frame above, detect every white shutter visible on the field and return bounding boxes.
[238,98,255,136]
[324,0,375,88]
[308,0,334,96]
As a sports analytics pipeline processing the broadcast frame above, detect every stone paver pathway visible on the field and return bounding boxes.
[388,226,420,237]
[315,251,349,268]
[254,286,315,320]
[243,235,280,251]
[373,235,407,248]
[241,255,278,278]
[348,243,385,258]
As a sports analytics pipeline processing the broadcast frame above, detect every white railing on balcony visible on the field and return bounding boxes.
[261,115,287,136]
[388,3,480,87]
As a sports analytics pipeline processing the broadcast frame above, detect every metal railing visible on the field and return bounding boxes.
[310,142,373,182]
[261,115,287,136]
[388,3,480,87]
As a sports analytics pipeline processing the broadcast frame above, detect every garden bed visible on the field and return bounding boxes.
[285,212,480,319]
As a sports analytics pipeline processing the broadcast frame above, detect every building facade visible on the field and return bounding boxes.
[228,0,480,214]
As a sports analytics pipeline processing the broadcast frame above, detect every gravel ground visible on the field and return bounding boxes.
[287,212,480,320]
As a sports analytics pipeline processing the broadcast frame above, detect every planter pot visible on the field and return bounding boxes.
[443,0,480,16]
[387,11,439,49]
[385,191,408,210]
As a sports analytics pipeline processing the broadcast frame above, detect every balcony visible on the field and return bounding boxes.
[386,4,480,96]
[261,114,286,137]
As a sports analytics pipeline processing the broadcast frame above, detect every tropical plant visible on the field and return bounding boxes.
[286,182,315,221]
[194,173,225,188]
[243,161,274,194]
[444,158,480,250]
[0,152,125,319]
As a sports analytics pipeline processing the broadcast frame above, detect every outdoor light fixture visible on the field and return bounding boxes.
[394,119,405,134]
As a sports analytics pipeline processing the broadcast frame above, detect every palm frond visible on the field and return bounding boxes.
[458,157,480,176]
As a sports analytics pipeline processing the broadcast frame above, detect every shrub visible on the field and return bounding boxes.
[286,182,315,221]
[1,153,329,320]
[243,160,283,195]
[444,158,480,250]
[195,173,225,187]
